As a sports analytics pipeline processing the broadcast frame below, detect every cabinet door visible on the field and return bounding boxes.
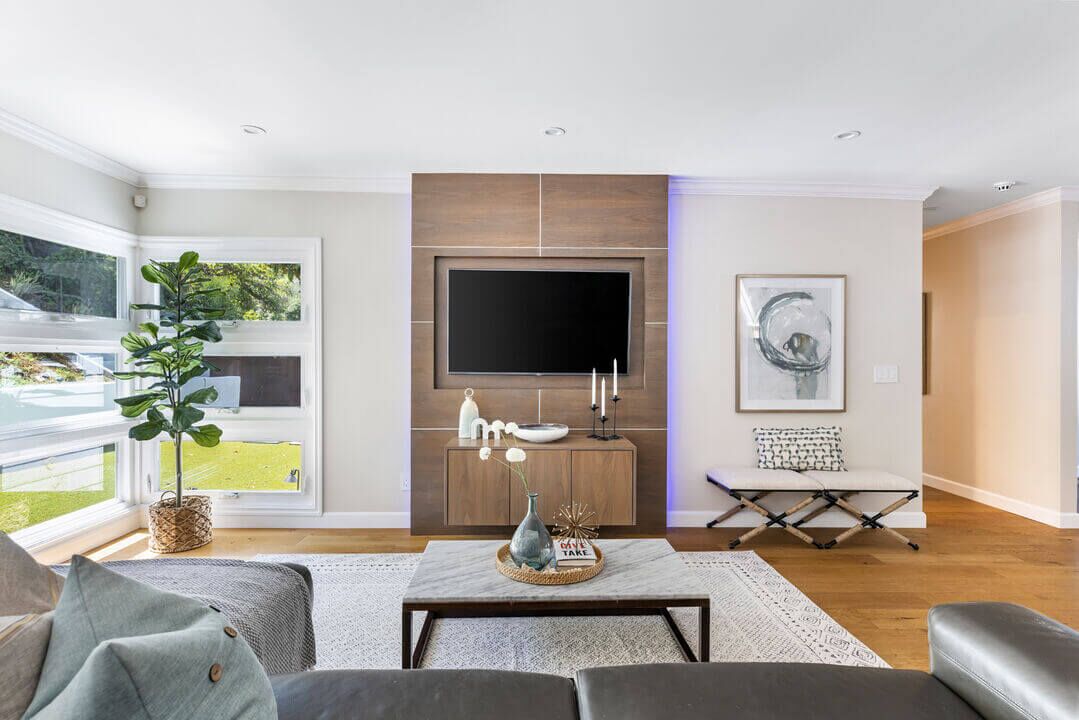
[571,451,634,525]
[511,450,571,523]
[447,450,509,525]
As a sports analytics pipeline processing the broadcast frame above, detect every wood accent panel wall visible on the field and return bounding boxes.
[411,173,668,534]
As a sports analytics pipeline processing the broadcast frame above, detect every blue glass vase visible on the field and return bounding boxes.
[510,492,555,570]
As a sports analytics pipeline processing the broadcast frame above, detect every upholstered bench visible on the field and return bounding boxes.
[705,468,825,549]
[706,467,920,550]
[803,469,920,550]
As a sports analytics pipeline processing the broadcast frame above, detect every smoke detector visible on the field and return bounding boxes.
[992,180,1017,192]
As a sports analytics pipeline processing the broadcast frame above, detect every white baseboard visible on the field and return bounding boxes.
[666,508,926,529]
[922,473,1077,529]
[174,511,411,529]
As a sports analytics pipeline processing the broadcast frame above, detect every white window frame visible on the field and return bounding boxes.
[136,237,323,516]
[0,192,139,550]
[0,193,136,337]
[0,340,130,441]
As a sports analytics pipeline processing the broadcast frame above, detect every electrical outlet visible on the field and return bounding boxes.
[873,365,899,383]
[400,472,411,492]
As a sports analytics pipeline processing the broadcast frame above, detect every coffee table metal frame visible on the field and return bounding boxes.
[402,596,710,669]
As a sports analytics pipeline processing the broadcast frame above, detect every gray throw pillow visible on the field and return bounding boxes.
[0,612,52,720]
[0,531,63,615]
[23,556,277,720]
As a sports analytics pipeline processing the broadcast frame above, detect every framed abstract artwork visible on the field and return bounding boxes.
[735,275,846,412]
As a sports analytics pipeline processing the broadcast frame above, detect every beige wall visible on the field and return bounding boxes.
[669,194,925,525]
[0,130,137,232]
[137,189,412,516]
[923,200,1079,522]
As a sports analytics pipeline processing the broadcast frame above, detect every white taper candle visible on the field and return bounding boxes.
[591,368,596,407]
[601,378,606,417]
[613,358,618,396]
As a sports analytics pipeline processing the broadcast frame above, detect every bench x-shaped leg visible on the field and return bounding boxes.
[791,491,856,528]
[727,489,823,549]
[821,491,920,551]
[707,491,772,528]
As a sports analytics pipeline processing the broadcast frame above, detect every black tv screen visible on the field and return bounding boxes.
[448,269,630,375]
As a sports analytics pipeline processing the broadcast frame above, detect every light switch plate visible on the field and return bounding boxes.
[873,365,899,383]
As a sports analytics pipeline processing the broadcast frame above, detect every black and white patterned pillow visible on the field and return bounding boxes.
[754,427,845,471]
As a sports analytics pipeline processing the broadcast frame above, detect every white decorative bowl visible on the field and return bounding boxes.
[514,423,569,444]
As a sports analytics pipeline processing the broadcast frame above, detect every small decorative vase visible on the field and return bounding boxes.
[510,492,555,571]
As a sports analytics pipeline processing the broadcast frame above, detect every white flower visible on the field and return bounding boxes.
[478,447,492,461]
[490,420,505,431]
[505,422,519,435]
[506,447,526,463]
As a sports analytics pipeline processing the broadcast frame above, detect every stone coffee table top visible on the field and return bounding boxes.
[403,538,709,605]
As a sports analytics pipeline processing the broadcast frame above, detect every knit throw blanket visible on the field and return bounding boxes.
[54,558,315,674]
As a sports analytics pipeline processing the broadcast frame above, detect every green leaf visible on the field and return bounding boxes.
[130,303,165,312]
[120,333,151,352]
[120,398,161,418]
[188,321,222,342]
[138,321,160,338]
[186,424,222,447]
[172,404,205,431]
[177,250,200,272]
[129,340,169,359]
[179,365,210,385]
[114,370,164,380]
[141,264,171,286]
[147,407,166,423]
[183,386,219,405]
[129,420,167,441]
[114,392,167,407]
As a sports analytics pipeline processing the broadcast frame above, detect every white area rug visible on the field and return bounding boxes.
[255,551,886,676]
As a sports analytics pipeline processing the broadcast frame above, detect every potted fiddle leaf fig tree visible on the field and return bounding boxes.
[114,251,225,553]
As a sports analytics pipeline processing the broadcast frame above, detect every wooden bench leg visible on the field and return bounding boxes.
[730,492,822,549]
[707,491,771,528]
[823,492,919,551]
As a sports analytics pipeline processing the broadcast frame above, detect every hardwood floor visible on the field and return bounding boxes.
[82,487,1079,671]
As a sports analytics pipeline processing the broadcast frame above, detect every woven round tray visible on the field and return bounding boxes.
[495,543,604,585]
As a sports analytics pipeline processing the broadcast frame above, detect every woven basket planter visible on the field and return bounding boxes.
[148,493,213,553]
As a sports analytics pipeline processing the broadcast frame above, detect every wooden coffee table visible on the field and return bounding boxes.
[401,538,710,668]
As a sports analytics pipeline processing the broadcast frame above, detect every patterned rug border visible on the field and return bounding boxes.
[256,550,887,672]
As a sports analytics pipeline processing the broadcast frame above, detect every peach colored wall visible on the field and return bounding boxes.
[923,200,1078,520]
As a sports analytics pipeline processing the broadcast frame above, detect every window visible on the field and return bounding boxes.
[0,443,118,533]
[139,236,322,515]
[161,262,301,321]
[0,352,119,429]
[0,230,123,318]
[0,195,138,548]
[199,355,301,408]
[160,440,302,492]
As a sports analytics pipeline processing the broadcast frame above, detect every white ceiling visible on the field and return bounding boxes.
[1,1,1077,225]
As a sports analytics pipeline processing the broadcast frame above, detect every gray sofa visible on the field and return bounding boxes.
[270,602,1079,720]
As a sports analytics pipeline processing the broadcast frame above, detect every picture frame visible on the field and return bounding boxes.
[735,274,846,412]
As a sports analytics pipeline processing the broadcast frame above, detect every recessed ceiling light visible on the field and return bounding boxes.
[992,180,1017,192]
[544,126,566,136]
[833,130,861,141]
[240,124,267,136]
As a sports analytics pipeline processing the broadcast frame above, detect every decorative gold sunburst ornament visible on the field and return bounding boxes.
[553,502,598,540]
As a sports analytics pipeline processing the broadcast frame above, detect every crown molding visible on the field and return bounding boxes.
[923,186,1079,240]
[0,108,141,187]
[138,173,411,193]
[669,176,937,201]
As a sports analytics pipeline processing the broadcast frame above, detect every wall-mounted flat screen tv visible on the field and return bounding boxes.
[448,268,630,375]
